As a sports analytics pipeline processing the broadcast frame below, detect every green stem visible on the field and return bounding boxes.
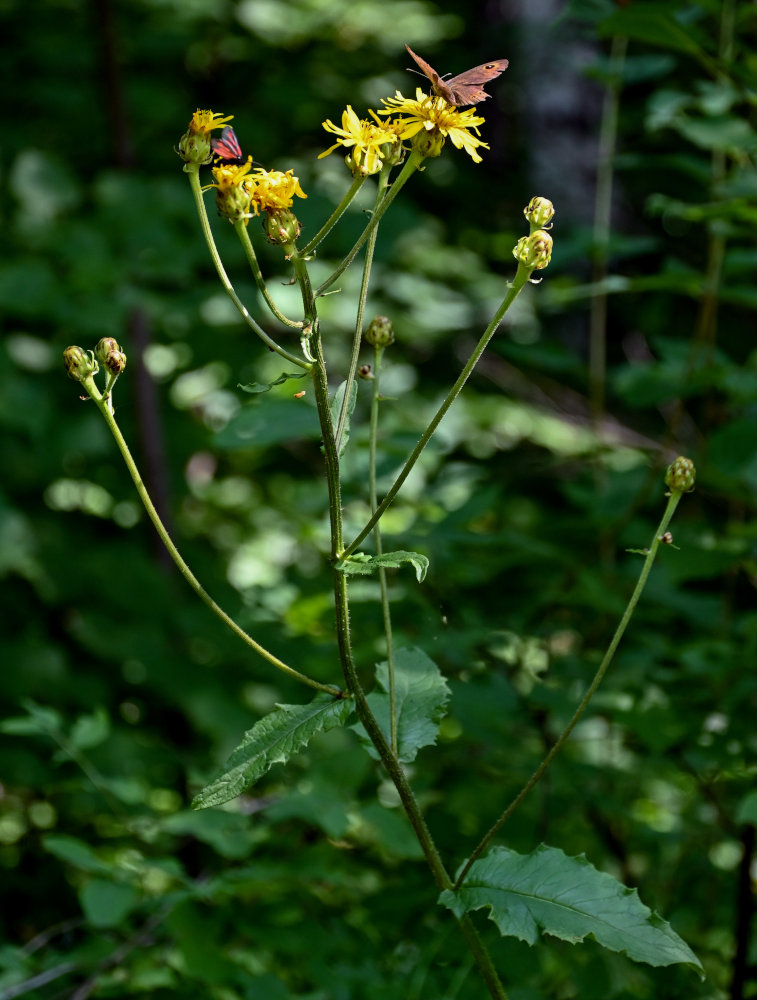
[84,378,339,697]
[185,166,309,369]
[299,173,367,258]
[335,165,391,456]
[294,183,508,1000]
[234,220,303,329]
[369,344,397,753]
[343,263,533,558]
[315,151,423,299]
[589,34,626,424]
[454,490,685,888]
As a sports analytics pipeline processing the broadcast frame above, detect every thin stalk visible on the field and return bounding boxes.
[455,489,685,888]
[369,344,398,752]
[589,34,626,424]
[335,165,391,456]
[299,173,367,258]
[234,220,303,329]
[83,378,339,696]
[315,151,423,299]
[343,263,533,558]
[185,166,309,369]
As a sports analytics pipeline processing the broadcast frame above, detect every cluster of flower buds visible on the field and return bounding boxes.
[63,338,127,401]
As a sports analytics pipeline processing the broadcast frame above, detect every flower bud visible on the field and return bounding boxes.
[665,456,696,494]
[513,230,553,271]
[524,197,554,229]
[263,209,302,246]
[178,129,212,166]
[95,337,127,376]
[63,346,98,382]
[365,315,394,348]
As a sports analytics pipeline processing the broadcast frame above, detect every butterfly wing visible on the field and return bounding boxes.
[446,60,509,106]
[211,126,244,164]
[404,45,456,105]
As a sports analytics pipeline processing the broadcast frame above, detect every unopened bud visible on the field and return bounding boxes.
[365,316,394,348]
[263,209,301,246]
[524,197,554,229]
[513,229,553,271]
[63,346,98,382]
[95,337,127,375]
[665,456,696,494]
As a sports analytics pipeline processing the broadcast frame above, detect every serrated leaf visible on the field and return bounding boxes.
[192,695,353,809]
[354,647,450,763]
[329,380,357,457]
[336,550,429,583]
[440,845,703,975]
[238,371,309,394]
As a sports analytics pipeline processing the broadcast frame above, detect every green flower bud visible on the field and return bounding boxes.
[524,197,554,229]
[665,456,696,494]
[513,229,553,271]
[178,129,212,167]
[365,315,394,348]
[263,209,302,246]
[63,346,98,382]
[216,183,252,225]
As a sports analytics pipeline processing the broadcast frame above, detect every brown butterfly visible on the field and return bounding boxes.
[405,44,509,107]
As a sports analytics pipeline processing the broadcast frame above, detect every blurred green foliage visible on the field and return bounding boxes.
[1,0,756,996]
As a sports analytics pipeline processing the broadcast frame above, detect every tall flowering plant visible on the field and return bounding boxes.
[64,63,700,998]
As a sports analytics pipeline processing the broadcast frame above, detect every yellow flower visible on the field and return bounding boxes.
[208,159,254,222]
[188,109,234,136]
[377,89,490,163]
[247,168,307,216]
[320,106,400,175]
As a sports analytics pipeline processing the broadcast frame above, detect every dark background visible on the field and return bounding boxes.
[1,0,755,997]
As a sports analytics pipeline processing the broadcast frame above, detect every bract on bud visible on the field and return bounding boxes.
[263,209,302,246]
[63,346,98,382]
[513,230,553,271]
[365,315,394,348]
[665,456,696,494]
[524,197,554,229]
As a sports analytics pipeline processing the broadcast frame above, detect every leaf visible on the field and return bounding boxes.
[336,550,429,583]
[79,880,140,928]
[354,647,450,763]
[329,380,357,457]
[214,397,320,449]
[238,371,309,394]
[42,835,113,875]
[192,695,353,809]
[598,5,710,61]
[440,845,703,975]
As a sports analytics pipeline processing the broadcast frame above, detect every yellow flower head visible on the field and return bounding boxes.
[188,109,235,137]
[320,106,400,175]
[377,89,490,163]
[179,110,235,166]
[246,168,307,216]
[208,159,254,222]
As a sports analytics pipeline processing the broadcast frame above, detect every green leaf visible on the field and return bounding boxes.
[354,647,450,763]
[736,790,757,825]
[192,695,353,809]
[42,835,113,875]
[214,397,320,449]
[598,5,710,61]
[329,380,357,457]
[79,880,140,928]
[336,550,429,583]
[440,845,703,975]
[238,371,308,394]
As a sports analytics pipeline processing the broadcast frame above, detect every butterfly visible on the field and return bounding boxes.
[405,44,508,107]
[211,126,245,165]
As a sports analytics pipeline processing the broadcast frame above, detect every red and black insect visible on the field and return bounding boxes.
[211,126,245,165]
